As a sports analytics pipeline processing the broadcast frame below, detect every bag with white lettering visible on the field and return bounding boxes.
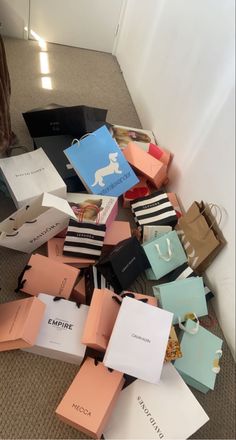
[175,201,226,274]
[63,219,106,260]
[0,148,66,208]
[130,190,178,229]
[0,192,77,253]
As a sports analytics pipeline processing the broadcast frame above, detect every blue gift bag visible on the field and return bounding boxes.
[142,230,187,280]
[64,125,139,197]
[174,319,223,393]
[153,277,208,324]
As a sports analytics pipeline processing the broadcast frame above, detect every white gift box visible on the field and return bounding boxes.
[104,297,173,383]
[0,148,66,208]
[103,363,209,440]
[0,193,77,253]
[23,294,89,364]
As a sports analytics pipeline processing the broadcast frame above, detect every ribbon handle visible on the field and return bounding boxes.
[178,313,200,334]
[155,238,172,262]
[212,349,223,374]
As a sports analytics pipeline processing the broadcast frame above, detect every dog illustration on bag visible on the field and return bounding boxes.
[91,152,122,187]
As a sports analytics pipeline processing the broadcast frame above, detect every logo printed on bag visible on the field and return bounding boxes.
[176,229,199,268]
[48,318,73,330]
[121,257,136,273]
[72,403,91,416]
[29,223,60,244]
[91,152,122,188]
[76,233,95,239]
[131,334,151,343]
[58,278,68,296]
[100,171,131,195]
[137,396,164,439]
[15,168,45,177]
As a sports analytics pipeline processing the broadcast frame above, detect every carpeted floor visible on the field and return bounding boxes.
[0,37,235,440]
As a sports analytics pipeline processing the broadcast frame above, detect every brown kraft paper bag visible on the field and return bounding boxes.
[175,201,226,274]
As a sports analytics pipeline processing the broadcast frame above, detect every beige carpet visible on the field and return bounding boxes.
[0,37,235,440]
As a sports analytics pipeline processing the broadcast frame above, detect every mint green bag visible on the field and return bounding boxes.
[174,319,223,393]
[153,277,208,324]
[142,230,187,281]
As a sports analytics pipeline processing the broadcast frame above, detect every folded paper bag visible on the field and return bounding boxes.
[142,230,187,281]
[104,297,173,384]
[15,253,80,299]
[174,319,223,393]
[81,288,120,352]
[96,236,150,293]
[64,125,139,197]
[24,294,88,364]
[55,357,125,439]
[0,297,45,352]
[103,363,209,440]
[154,277,208,325]
[0,192,77,254]
[0,148,66,208]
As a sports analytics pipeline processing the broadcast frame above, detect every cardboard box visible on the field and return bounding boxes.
[81,289,120,352]
[17,253,80,299]
[148,143,172,167]
[24,294,88,364]
[47,238,95,267]
[0,297,45,352]
[123,142,167,188]
[56,357,125,439]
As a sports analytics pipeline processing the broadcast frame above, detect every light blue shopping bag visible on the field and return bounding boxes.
[64,125,139,197]
[174,319,223,393]
[153,277,208,324]
[142,230,187,281]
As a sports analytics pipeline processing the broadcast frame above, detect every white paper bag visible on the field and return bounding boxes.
[104,297,173,384]
[24,294,89,364]
[103,363,209,440]
[0,148,66,208]
[0,193,77,253]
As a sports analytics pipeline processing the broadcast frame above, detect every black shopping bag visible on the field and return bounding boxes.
[22,104,108,138]
[96,236,151,293]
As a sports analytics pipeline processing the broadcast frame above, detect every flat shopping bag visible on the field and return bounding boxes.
[154,277,208,325]
[24,294,89,364]
[96,236,150,293]
[47,237,96,267]
[123,142,167,188]
[15,253,80,299]
[142,230,187,281]
[175,201,226,273]
[81,288,120,352]
[103,363,209,440]
[0,148,66,208]
[174,319,223,393]
[55,357,125,439]
[131,190,178,229]
[104,296,173,384]
[64,125,139,197]
[0,297,46,352]
[109,124,155,150]
[159,261,214,301]
[0,192,77,253]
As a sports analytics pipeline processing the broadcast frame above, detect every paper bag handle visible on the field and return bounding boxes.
[71,133,96,147]
[178,313,200,334]
[155,238,172,262]
[212,349,223,374]
[15,264,32,292]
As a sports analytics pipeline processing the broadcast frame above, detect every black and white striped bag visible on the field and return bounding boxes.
[130,191,178,229]
[63,219,106,260]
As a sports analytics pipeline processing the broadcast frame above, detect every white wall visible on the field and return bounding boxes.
[0,0,29,39]
[116,0,235,358]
